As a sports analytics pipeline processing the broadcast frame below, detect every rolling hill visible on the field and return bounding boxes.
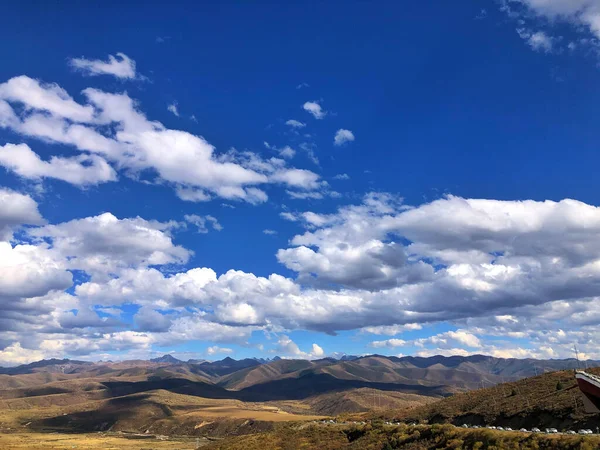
[388,367,600,431]
[0,354,598,447]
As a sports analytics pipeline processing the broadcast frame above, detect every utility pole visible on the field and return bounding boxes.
[573,344,581,370]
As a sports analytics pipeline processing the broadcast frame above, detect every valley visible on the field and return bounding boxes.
[0,354,599,448]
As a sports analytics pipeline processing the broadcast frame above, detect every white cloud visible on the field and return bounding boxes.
[516,0,600,39]
[69,52,137,79]
[184,214,222,233]
[134,306,173,332]
[276,193,432,290]
[271,168,321,190]
[298,142,319,165]
[528,31,554,52]
[369,338,407,349]
[303,101,326,119]
[0,76,322,204]
[411,330,483,349]
[416,348,473,357]
[502,1,600,54]
[263,229,277,235]
[333,173,350,180]
[518,29,554,52]
[168,103,180,117]
[0,143,116,186]
[175,187,212,203]
[15,113,121,158]
[334,129,355,146]
[286,119,306,128]
[286,190,324,200]
[361,323,422,336]
[0,76,94,122]
[275,335,325,359]
[0,241,72,302]
[164,314,255,344]
[278,146,296,159]
[264,142,296,159]
[0,342,45,366]
[206,345,233,356]
[29,213,189,279]
[311,343,324,357]
[0,188,44,241]
[10,191,600,360]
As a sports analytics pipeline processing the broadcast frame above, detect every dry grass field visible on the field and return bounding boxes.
[0,389,327,438]
[0,431,202,449]
[204,423,600,450]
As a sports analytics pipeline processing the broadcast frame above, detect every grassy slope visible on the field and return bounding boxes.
[391,367,600,430]
[306,388,436,416]
[218,359,327,390]
[204,423,600,450]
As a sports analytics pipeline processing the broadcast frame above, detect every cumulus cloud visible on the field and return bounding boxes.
[275,335,324,359]
[0,76,94,122]
[515,0,600,38]
[0,342,45,366]
[0,188,44,241]
[184,214,222,233]
[361,323,422,336]
[270,168,321,190]
[502,0,600,54]
[334,129,355,146]
[276,193,432,290]
[29,213,189,279]
[369,338,407,349]
[271,193,600,337]
[9,189,600,361]
[0,143,117,185]
[206,346,233,356]
[69,52,137,79]
[413,329,483,349]
[0,241,72,302]
[303,101,326,119]
[263,229,277,235]
[0,75,322,204]
[134,306,173,332]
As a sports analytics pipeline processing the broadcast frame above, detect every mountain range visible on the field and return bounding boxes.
[1,353,595,393]
[0,353,597,439]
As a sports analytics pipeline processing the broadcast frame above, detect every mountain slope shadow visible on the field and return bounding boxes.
[33,394,172,432]
[100,378,236,400]
[236,372,450,401]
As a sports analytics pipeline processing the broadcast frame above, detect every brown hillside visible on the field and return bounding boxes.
[395,366,600,431]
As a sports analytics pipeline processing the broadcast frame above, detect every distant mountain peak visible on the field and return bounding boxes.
[187,358,207,364]
[0,358,93,375]
[330,352,359,361]
[150,354,182,364]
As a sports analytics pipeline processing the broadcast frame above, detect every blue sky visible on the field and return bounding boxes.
[2,1,600,365]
